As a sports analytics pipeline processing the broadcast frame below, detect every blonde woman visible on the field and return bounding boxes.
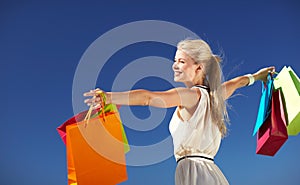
[84,39,274,185]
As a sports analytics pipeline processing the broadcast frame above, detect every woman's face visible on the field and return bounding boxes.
[173,49,199,83]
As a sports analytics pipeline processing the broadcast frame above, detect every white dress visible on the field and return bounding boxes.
[169,87,229,185]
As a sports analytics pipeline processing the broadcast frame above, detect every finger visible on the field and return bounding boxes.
[86,96,102,104]
[83,92,96,97]
[84,98,92,104]
[95,97,101,102]
[87,101,98,106]
[84,98,96,104]
[90,102,101,110]
[84,88,102,96]
[268,67,276,76]
[91,105,98,110]
[268,66,275,72]
[92,88,102,93]
[93,104,101,110]
[271,67,276,74]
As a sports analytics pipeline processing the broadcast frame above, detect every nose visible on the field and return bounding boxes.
[172,61,179,71]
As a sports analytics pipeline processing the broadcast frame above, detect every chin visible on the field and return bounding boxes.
[174,77,182,82]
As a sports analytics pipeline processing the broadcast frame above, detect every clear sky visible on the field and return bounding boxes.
[1,0,300,185]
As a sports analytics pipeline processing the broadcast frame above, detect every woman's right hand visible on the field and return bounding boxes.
[83,88,106,109]
[253,66,276,83]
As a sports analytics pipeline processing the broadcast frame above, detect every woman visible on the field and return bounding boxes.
[84,39,274,185]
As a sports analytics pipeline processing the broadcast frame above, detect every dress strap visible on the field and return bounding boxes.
[194,85,210,92]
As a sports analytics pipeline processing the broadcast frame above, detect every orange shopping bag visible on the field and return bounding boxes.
[59,106,128,185]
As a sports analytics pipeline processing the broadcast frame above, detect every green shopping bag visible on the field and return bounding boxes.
[273,66,300,136]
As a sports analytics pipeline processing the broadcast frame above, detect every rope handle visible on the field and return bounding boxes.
[84,90,107,126]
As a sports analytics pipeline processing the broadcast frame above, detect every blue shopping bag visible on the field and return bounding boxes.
[253,74,274,136]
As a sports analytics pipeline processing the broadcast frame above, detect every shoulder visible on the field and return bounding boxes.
[168,87,201,100]
[191,86,210,104]
[171,87,202,108]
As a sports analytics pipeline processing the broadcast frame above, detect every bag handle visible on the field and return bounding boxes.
[84,91,106,126]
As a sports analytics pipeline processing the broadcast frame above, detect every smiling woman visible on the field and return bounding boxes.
[174,40,228,137]
[83,39,275,185]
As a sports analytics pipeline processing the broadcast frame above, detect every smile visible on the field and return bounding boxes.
[174,71,182,76]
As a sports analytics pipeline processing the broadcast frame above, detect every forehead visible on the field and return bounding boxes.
[175,49,192,60]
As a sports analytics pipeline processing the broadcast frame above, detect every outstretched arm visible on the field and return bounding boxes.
[222,66,275,99]
[84,87,201,109]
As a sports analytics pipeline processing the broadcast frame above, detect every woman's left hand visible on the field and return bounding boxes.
[253,66,276,83]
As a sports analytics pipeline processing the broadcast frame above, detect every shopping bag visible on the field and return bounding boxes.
[256,89,288,156]
[273,66,300,135]
[253,74,273,135]
[57,104,130,153]
[66,112,127,185]
[58,104,128,185]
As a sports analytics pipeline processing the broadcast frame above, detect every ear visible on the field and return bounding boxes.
[195,63,203,71]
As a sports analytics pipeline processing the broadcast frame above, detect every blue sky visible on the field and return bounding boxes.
[1,0,300,185]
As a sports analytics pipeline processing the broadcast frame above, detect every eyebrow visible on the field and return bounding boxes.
[174,58,185,61]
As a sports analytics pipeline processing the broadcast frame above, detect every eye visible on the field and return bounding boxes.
[173,59,185,63]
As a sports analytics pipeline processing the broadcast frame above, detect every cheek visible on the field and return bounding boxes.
[182,65,192,73]
[184,67,197,79]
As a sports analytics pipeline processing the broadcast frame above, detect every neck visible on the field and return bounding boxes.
[184,77,205,88]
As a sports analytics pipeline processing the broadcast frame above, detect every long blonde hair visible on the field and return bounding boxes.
[177,39,229,137]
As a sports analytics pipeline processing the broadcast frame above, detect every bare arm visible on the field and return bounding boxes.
[222,75,250,99]
[84,66,275,107]
[222,66,275,99]
[84,87,200,109]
